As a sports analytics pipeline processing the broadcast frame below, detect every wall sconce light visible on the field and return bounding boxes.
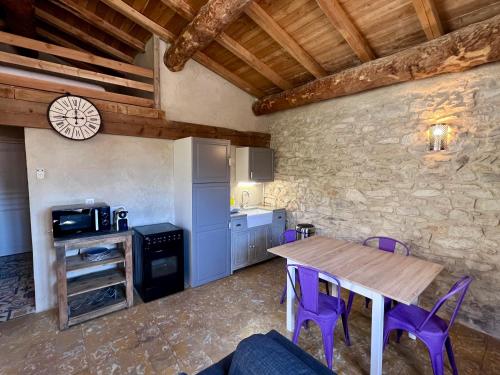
[429,123,449,151]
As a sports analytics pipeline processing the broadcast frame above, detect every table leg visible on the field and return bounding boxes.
[409,295,420,340]
[286,259,295,332]
[370,293,385,375]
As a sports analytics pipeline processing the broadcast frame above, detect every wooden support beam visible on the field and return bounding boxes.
[164,0,252,71]
[253,15,500,115]
[36,28,110,73]
[161,0,292,90]
[0,84,162,118]
[0,95,270,147]
[245,2,328,78]
[100,0,264,97]
[0,72,154,108]
[0,31,153,78]
[316,0,375,62]
[412,0,444,40]
[50,0,146,51]
[0,51,153,92]
[34,8,134,63]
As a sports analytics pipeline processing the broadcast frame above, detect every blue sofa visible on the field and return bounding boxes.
[193,330,335,375]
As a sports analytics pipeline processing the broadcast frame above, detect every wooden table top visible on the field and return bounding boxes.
[269,236,444,305]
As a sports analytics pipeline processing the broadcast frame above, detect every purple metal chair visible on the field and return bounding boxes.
[346,236,410,314]
[384,276,472,375]
[288,264,351,369]
[280,230,329,304]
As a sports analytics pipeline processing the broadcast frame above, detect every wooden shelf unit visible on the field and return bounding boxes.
[54,230,134,330]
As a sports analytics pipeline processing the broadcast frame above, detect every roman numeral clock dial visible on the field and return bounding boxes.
[47,95,102,140]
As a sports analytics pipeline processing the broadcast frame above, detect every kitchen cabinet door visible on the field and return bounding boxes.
[192,183,230,286]
[250,148,274,182]
[192,138,230,183]
[193,227,230,286]
[251,226,268,263]
[232,230,250,271]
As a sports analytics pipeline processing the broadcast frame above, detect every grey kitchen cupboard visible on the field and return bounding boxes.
[235,147,274,182]
[230,209,285,272]
[267,209,286,249]
[174,137,231,288]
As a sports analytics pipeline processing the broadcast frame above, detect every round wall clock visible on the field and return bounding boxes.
[47,95,102,140]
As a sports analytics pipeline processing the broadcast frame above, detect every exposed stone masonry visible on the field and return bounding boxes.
[263,63,500,337]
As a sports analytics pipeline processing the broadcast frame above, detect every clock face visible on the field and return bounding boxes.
[47,95,102,140]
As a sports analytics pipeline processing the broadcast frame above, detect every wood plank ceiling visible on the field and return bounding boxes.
[1,0,499,97]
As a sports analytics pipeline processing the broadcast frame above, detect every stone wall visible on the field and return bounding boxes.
[263,63,500,337]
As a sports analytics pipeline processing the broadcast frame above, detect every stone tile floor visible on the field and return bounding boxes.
[0,257,498,374]
[0,252,35,322]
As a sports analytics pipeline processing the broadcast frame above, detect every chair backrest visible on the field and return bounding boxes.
[286,264,341,314]
[363,236,410,256]
[418,276,472,334]
[283,229,297,244]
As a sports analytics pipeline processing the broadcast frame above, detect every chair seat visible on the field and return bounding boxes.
[315,293,346,317]
[386,303,448,336]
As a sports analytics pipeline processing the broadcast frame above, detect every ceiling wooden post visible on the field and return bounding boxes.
[245,2,328,78]
[164,0,253,72]
[316,0,375,62]
[412,0,444,40]
[253,15,500,115]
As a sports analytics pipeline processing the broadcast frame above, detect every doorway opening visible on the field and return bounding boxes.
[0,126,35,322]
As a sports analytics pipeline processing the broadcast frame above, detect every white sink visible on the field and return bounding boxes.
[242,208,273,228]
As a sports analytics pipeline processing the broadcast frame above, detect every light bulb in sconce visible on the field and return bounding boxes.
[429,123,449,151]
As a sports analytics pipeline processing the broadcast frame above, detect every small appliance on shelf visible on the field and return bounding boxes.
[51,202,111,239]
[113,207,129,231]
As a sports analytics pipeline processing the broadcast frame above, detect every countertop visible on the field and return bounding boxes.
[230,206,285,218]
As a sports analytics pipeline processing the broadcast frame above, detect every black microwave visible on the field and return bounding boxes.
[52,203,111,238]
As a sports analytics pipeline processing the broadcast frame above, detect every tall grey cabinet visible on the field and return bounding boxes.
[174,138,231,287]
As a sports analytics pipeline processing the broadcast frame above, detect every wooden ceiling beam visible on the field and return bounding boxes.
[245,2,328,78]
[49,0,146,52]
[34,7,134,63]
[164,0,252,71]
[253,15,500,115]
[0,31,153,78]
[316,0,375,62]
[99,0,264,97]
[161,0,292,90]
[0,72,154,107]
[412,0,444,40]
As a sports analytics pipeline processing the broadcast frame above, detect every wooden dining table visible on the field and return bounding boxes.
[268,236,444,375]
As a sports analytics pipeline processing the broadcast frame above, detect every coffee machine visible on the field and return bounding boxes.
[113,207,129,231]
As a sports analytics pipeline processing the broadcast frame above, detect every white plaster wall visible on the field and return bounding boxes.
[159,40,268,133]
[24,128,174,311]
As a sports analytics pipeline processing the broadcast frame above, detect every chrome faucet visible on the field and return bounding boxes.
[240,190,250,209]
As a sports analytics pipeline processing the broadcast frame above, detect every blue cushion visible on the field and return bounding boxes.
[228,334,321,375]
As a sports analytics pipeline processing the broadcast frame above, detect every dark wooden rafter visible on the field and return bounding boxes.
[48,0,146,52]
[253,15,500,115]
[245,2,328,79]
[164,0,253,72]
[161,0,293,90]
[316,0,375,62]
[100,0,264,97]
[0,0,37,57]
[412,0,444,40]
[34,7,134,63]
